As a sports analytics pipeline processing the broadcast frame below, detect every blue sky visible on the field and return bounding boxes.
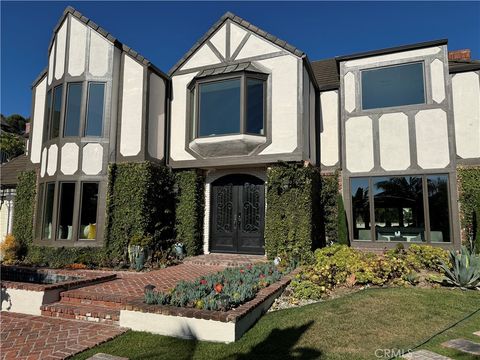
[1,1,479,117]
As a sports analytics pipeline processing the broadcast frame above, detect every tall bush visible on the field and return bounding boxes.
[457,166,480,252]
[265,163,320,262]
[12,170,36,258]
[174,170,204,256]
[337,194,349,245]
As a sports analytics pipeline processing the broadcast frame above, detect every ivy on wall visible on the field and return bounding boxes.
[265,163,321,262]
[457,166,480,252]
[105,162,175,263]
[174,170,204,256]
[11,170,36,258]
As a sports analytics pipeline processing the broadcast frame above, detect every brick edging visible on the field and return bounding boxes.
[124,269,300,323]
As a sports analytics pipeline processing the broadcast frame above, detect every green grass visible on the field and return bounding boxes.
[73,288,480,360]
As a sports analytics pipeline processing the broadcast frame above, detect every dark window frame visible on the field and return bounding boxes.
[350,174,452,244]
[56,182,77,241]
[84,82,105,138]
[360,61,427,111]
[189,72,268,140]
[63,82,83,137]
[78,181,100,241]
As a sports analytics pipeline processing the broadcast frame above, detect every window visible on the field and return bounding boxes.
[57,183,76,240]
[50,85,63,140]
[427,175,450,242]
[350,174,451,243]
[42,183,55,240]
[193,73,266,138]
[361,62,425,110]
[79,183,99,240]
[64,83,82,137]
[43,90,52,142]
[85,83,105,137]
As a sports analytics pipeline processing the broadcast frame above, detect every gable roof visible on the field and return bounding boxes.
[47,6,168,80]
[0,155,35,188]
[168,12,305,76]
[311,58,339,91]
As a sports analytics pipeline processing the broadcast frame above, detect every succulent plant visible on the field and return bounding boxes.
[440,246,480,290]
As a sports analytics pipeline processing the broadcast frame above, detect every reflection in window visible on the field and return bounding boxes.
[351,178,371,240]
[44,90,52,142]
[362,62,425,110]
[199,79,241,137]
[427,175,450,242]
[42,183,55,240]
[64,83,82,137]
[373,176,425,242]
[50,85,63,139]
[57,183,75,240]
[85,83,105,137]
[79,183,99,240]
[246,78,264,135]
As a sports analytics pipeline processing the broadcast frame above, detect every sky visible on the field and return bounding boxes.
[1,1,479,118]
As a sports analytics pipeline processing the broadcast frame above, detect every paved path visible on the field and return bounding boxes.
[0,312,126,360]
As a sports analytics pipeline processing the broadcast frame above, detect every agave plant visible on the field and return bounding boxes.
[440,246,480,290]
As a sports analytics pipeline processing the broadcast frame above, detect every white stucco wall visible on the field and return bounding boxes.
[236,34,280,60]
[430,58,446,103]
[180,44,221,71]
[230,23,247,56]
[345,116,374,172]
[60,143,79,175]
[40,147,47,177]
[30,77,47,164]
[82,143,103,175]
[451,71,480,159]
[54,21,67,80]
[210,24,226,59]
[344,72,355,113]
[415,109,450,169]
[48,40,55,85]
[89,30,111,77]
[120,55,144,157]
[379,113,410,170]
[68,17,87,76]
[320,90,339,167]
[147,73,166,160]
[46,145,58,176]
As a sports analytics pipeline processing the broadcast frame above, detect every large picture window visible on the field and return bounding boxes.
[192,73,266,138]
[350,174,451,243]
[361,62,425,110]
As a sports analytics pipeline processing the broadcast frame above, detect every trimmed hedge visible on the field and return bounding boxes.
[457,166,480,252]
[174,170,204,256]
[105,162,175,263]
[12,170,36,258]
[265,163,320,262]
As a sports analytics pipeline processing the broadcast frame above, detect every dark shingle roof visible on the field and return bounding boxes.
[0,155,35,188]
[195,62,262,79]
[46,6,168,80]
[449,60,480,74]
[168,12,305,76]
[311,58,339,91]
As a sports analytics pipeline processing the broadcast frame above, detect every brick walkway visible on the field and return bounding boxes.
[0,312,126,360]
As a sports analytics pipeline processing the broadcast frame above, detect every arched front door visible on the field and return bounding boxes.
[210,174,265,254]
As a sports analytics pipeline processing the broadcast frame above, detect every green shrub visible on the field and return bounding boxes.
[144,262,287,311]
[174,170,204,256]
[24,246,106,268]
[265,163,320,262]
[457,167,480,252]
[320,173,338,244]
[337,194,349,245]
[386,244,450,272]
[12,170,36,258]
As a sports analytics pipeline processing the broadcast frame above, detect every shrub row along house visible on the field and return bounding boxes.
[10,7,480,265]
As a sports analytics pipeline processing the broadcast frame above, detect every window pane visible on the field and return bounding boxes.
[373,176,425,242]
[85,83,105,137]
[44,90,52,142]
[50,85,63,139]
[427,175,450,242]
[199,79,240,137]
[57,183,75,240]
[351,178,371,240]
[64,83,82,137]
[42,183,55,240]
[246,78,264,134]
[362,63,425,110]
[79,183,99,240]
[35,183,44,238]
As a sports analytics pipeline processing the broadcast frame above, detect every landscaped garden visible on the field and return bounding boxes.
[73,287,480,360]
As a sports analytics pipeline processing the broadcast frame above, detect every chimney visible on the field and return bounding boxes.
[448,49,471,62]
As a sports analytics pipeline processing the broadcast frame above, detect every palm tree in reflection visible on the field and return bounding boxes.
[352,185,370,236]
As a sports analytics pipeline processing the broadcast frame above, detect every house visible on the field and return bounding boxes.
[24,7,479,257]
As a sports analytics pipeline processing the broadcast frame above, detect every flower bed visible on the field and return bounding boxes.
[144,262,288,311]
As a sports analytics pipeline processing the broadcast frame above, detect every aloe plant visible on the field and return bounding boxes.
[440,246,480,290]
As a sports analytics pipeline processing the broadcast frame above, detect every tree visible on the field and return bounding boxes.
[0,131,25,161]
[2,114,28,134]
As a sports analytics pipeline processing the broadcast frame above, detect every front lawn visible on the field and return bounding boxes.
[73,287,480,360]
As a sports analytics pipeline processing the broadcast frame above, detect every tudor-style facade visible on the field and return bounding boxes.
[24,6,479,255]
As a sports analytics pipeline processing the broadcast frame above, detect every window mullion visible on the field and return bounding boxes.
[79,81,88,137]
[423,175,431,243]
[369,177,375,242]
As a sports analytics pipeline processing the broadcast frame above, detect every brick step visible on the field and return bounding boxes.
[60,290,127,309]
[41,302,120,325]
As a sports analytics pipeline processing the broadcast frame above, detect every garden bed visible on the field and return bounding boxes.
[0,265,116,315]
[120,269,298,342]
